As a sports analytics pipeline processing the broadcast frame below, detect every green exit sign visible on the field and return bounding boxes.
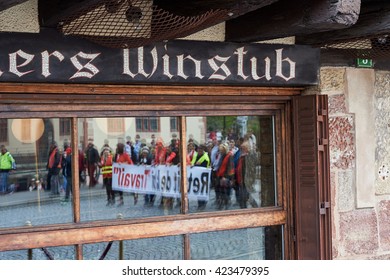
[357,58,373,68]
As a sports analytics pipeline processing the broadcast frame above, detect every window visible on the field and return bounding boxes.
[2,88,328,260]
[0,111,287,260]
[107,118,124,134]
[60,119,71,136]
[136,117,160,132]
[0,119,7,142]
[170,117,178,132]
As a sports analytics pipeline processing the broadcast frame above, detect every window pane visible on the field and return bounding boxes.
[170,117,178,132]
[186,116,276,213]
[190,226,283,260]
[60,119,71,136]
[0,119,7,142]
[135,118,142,130]
[150,117,158,131]
[78,117,181,222]
[83,235,183,260]
[143,118,149,131]
[0,118,73,229]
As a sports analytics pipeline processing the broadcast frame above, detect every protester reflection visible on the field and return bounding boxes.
[0,145,16,195]
[114,142,134,207]
[100,147,114,206]
[191,144,210,210]
[47,141,61,197]
[239,141,259,208]
[153,137,166,165]
[85,138,99,188]
[61,146,73,203]
[215,143,235,210]
[100,139,113,156]
[139,147,154,207]
[186,142,196,165]
[163,135,180,209]
[78,145,86,185]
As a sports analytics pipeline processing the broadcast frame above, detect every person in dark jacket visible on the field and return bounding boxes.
[62,147,73,203]
[85,138,100,188]
[139,147,154,207]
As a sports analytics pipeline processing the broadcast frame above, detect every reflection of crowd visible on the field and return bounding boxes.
[205,129,258,210]
[46,128,258,211]
[95,134,181,209]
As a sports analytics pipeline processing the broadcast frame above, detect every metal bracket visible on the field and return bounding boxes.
[320,202,330,215]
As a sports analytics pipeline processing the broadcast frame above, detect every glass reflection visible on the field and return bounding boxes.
[0,118,73,229]
[83,235,183,260]
[190,226,283,260]
[0,115,278,227]
[186,116,276,213]
[78,117,181,222]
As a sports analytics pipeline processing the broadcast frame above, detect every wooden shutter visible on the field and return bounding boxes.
[293,95,332,260]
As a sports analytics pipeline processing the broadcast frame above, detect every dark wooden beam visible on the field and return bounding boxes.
[41,0,279,27]
[225,0,361,42]
[0,0,29,12]
[154,0,279,17]
[296,1,390,45]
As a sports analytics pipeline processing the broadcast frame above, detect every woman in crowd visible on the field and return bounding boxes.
[113,142,133,207]
[215,143,235,210]
[100,147,114,206]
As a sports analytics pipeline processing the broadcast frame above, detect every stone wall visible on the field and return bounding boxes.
[319,67,390,259]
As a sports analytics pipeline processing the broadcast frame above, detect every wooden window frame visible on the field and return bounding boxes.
[0,84,299,260]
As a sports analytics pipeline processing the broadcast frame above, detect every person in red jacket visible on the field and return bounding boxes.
[153,137,166,165]
[215,143,235,210]
[114,142,133,207]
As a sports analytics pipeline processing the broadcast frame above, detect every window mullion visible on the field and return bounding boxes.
[71,117,80,223]
[179,116,188,215]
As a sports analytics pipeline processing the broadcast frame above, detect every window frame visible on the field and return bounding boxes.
[0,84,297,260]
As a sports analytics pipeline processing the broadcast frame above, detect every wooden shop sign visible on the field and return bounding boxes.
[0,30,319,86]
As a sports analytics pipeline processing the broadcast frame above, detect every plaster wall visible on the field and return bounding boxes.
[0,0,39,33]
[321,67,390,259]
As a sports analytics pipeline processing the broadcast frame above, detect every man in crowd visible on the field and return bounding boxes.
[0,145,16,195]
[85,138,100,188]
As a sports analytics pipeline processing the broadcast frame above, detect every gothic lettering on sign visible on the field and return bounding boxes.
[70,52,101,79]
[9,50,35,77]
[0,32,320,85]
[41,51,65,78]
